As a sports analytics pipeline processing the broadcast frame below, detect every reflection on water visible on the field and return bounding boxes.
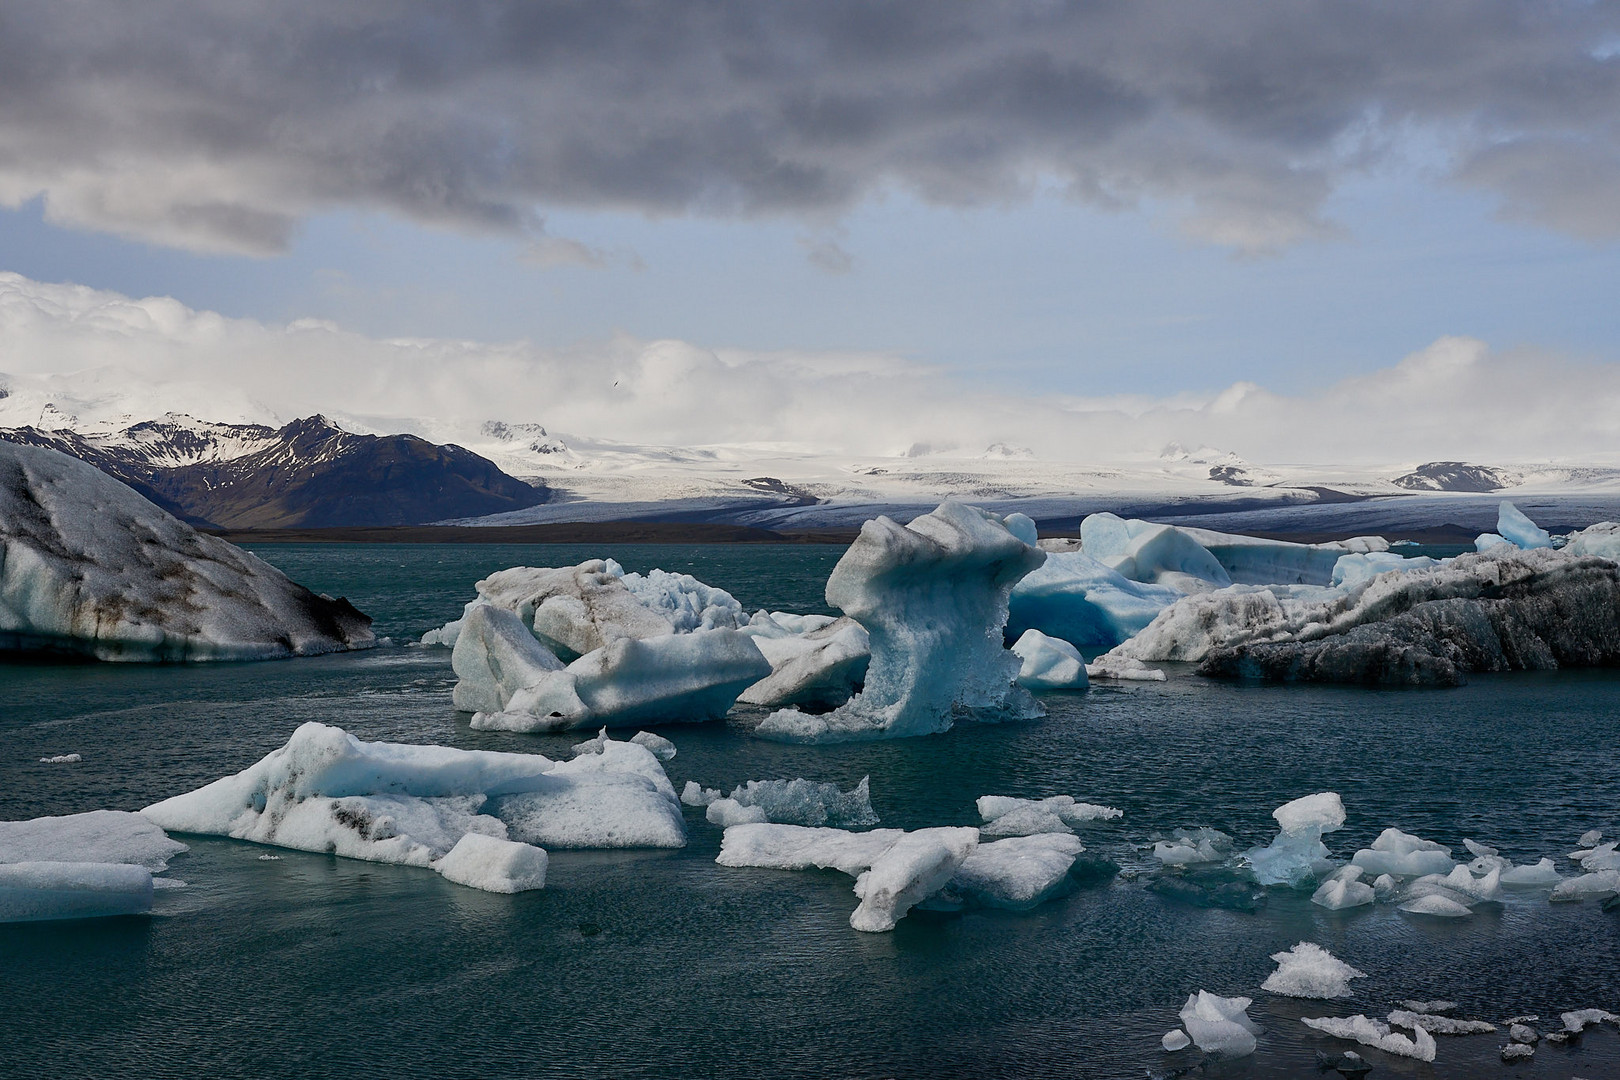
[2,543,1617,1079]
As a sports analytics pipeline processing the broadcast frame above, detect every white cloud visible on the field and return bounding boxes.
[2,271,1617,466]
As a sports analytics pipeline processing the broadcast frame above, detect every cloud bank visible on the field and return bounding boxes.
[3,271,1618,466]
[2,2,1619,254]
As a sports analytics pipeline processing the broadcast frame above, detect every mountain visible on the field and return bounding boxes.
[0,415,548,528]
[1391,462,1515,492]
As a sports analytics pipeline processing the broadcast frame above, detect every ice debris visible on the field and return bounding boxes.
[37,753,81,764]
[1151,828,1235,866]
[977,795,1121,838]
[1160,1029,1191,1052]
[1084,655,1167,681]
[1387,1010,1497,1035]
[1261,942,1366,999]
[1009,629,1089,689]
[757,501,1045,743]
[1302,1014,1437,1062]
[1178,991,1262,1058]
[0,441,374,661]
[702,777,879,829]
[1244,792,1344,887]
[141,723,685,890]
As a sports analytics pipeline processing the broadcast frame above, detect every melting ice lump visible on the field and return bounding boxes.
[1244,793,1344,887]
[1009,629,1089,690]
[0,862,155,923]
[1351,829,1455,878]
[610,562,748,633]
[946,834,1088,910]
[0,441,374,661]
[1302,1015,1437,1062]
[1151,828,1235,866]
[850,828,980,932]
[702,777,880,829]
[1565,523,1620,561]
[757,501,1046,743]
[141,723,685,888]
[467,627,771,731]
[450,604,566,714]
[1261,943,1366,999]
[1178,991,1263,1058]
[977,795,1122,838]
[1311,866,1375,910]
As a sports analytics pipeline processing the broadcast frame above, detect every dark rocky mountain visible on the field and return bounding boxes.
[1391,462,1515,492]
[0,415,547,528]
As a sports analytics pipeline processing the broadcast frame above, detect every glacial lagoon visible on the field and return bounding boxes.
[3,542,1618,1079]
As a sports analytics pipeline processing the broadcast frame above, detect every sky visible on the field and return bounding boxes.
[3,1,1620,462]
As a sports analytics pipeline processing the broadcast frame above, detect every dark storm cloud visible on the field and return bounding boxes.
[1,1,1617,253]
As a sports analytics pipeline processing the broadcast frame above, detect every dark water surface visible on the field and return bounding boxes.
[2,544,1618,1079]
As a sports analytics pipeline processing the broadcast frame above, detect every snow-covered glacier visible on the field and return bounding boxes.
[1104,544,1620,686]
[141,723,687,890]
[755,501,1045,742]
[0,442,374,660]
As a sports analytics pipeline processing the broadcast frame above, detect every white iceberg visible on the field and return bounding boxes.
[1151,828,1234,866]
[0,442,373,661]
[1080,513,1232,590]
[1398,893,1473,917]
[141,723,682,884]
[1549,869,1620,901]
[850,827,979,932]
[1565,523,1620,561]
[1351,828,1455,879]
[450,603,566,714]
[611,562,748,633]
[1178,991,1262,1058]
[1498,857,1562,886]
[1084,655,1167,681]
[0,809,188,872]
[1302,1014,1437,1061]
[946,833,1086,910]
[468,628,771,731]
[432,833,547,893]
[977,795,1121,838]
[1261,942,1366,999]
[716,824,906,875]
[757,501,1045,742]
[701,777,879,829]
[0,861,155,923]
[737,615,870,710]
[1244,792,1344,887]
[1161,1029,1191,1052]
[1010,629,1089,690]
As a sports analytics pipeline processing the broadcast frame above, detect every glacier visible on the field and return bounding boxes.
[756,501,1046,742]
[0,441,374,661]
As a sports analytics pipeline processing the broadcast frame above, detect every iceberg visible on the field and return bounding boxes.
[141,723,683,885]
[701,777,879,829]
[1178,991,1262,1058]
[467,628,771,731]
[977,795,1122,838]
[450,604,566,714]
[946,833,1086,910]
[1243,792,1344,887]
[0,809,187,872]
[1565,522,1620,560]
[1007,550,1184,650]
[0,862,155,923]
[1009,629,1089,690]
[1497,501,1552,549]
[737,615,870,710]
[1498,857,1562,886]
[0,442,373,661]
[432,833,547,893]
[757,501,1045,743]
[1261,942,1366,999]
[1302,1015,1436,1062]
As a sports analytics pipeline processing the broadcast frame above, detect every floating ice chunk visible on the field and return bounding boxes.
[1562,1009,1618,1033]
[706,800,769,827]
[1007,550,1184,651]
[432,833,547,893]
[1578,828,1605,847]
[758,502,1045,742]
[629,731,677,761]
[571,728,612,756]
[0,442,373,661]
[0,810,188,872]
[1565,523,1620,560]
[1161,1029,1191,1052]
[1570,841,1620,871]
[492,740,685,849]
[609,563,748,633]
[851,827,979,932]
[1178,991,1262,1058]
[948,833,1085,909]
[1388,1011,1495,1035]
[450,604,565,714]
[1500,1042,1534,1061]
[1312,866,1375,910]
[0,861,154,922]
[474,561,675,661]
[1463,838,1499,859]
[1509,1022,1540,1044]
[1498,502,1552,549]
[680,781,721,807]
[716,824,906,876]
[1399,893,1473,917]
[977,795,1122,839]
[1245,792,1344,887]
[1387,1011,1496,1035]
[37,753,81,764]
[737,616,870,710]
[1413,864,1502,903]
[474,629,771,731]
[1549,869,1620,901]
[708,777,879,829]
[1351,828,1455,878]
[1330,552,1440,590]
[1084,655,1168,681]
[1262,942,1366,999]
[1302,1015,1436,1062]
[1475,532,1510,552]
[1152,828,1234,866]
[1399,1000,1457,1015]
[1010,629,1089,690]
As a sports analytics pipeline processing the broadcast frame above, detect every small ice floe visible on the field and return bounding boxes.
[1178,991,1262,1058]
[1509,1022,1540,1044]
[700,777,879,829]
[1398,1000,1458,1015]
[1314,1050,1371,1077]
[1302,1014,1437,1062]
[257,854,281,861]
[433,833,548,893]
[1084,655,1167,681]
[0,862,154,923]
[1398,893,1473,918]
[1499,858,1563,886]
[1500,1042,1534,1061]
[1569,840,1620,871]
[1561,1009,1619,1034]
[1160,1029,1191,1052]
[1151,828,1234,867]
[1311,866,1374,910]
[1387,1009,1497,1035]
[1261,942,1366,999]
[976,794,1122,838]
[1351,828,1455,878]
[1549,869,1620,902]
[628,731,677,761]
[37,754,82,764]
[1243,792,1344,887]
[1577,828,1605,847]
[680,782,721,807]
